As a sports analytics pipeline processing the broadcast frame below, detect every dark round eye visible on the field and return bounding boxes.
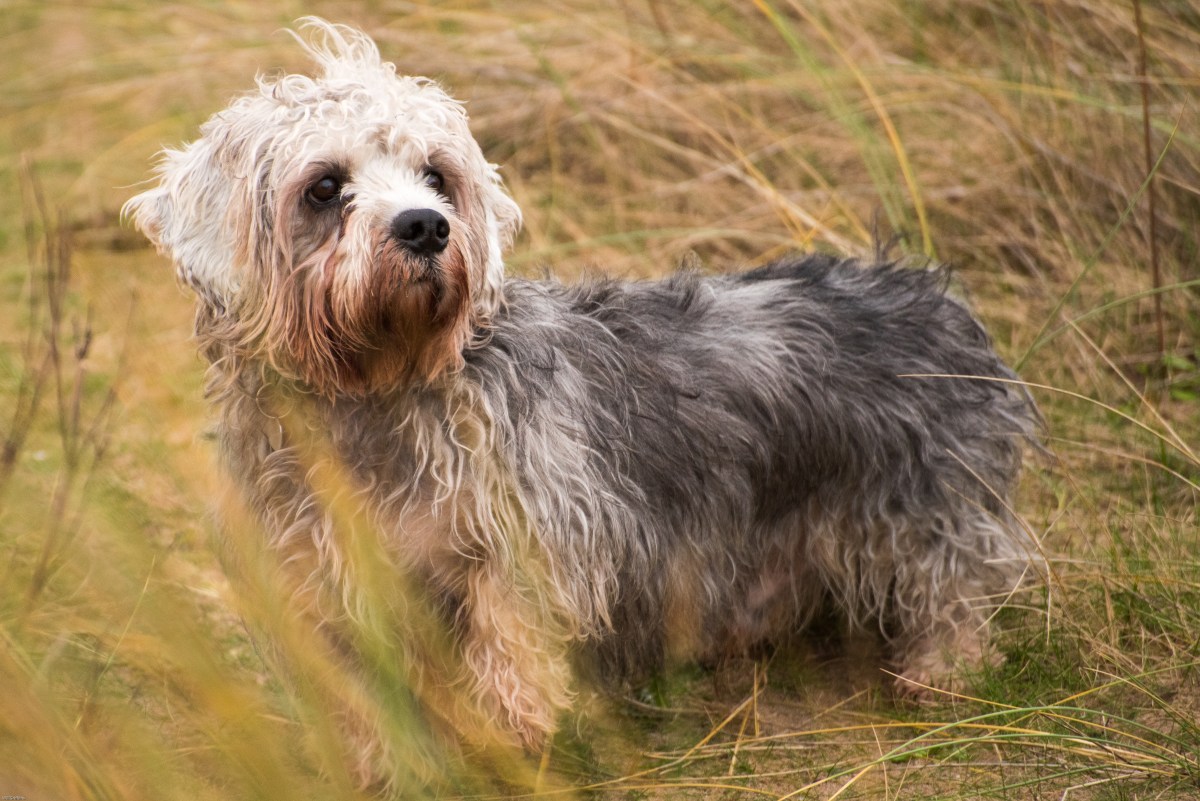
[307,175,342,206]
[423,169,445,194]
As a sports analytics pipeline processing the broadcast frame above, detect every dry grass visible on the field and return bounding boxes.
[1,1,1197,799]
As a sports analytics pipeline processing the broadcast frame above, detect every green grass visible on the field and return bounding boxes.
[1,1,1198,799]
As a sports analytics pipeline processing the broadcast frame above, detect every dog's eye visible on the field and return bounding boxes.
[423,169,445,195]
[307,176,342,206]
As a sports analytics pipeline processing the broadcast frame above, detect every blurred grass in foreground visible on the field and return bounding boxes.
[1,1,1198,799]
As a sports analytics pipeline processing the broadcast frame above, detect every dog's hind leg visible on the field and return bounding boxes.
[886,512,1019,699]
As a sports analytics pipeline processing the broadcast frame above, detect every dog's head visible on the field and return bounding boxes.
[126,18,522,394]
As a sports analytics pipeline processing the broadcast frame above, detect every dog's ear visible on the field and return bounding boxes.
[487,173,522,254]
[123,177,170,250]
[124,139,242,312]
[472,172,521,320]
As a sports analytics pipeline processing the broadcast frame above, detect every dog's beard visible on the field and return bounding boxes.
[283,234,472,395]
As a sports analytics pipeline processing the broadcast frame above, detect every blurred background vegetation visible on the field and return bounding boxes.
[1,1,1197,799]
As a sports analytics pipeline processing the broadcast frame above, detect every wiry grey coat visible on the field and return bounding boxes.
[213,252,1040,754]
[465,255,1039,684]
[125,18,1041,785]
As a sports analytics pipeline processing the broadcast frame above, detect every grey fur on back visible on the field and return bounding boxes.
[457,254,1039,680]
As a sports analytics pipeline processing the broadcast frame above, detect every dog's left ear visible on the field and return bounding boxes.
[472,169,521,321]
[487,172,522,252]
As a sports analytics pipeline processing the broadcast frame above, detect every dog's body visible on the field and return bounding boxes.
[128,19,1039,783]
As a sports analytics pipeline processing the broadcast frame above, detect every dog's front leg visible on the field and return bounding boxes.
[459,565,573,751]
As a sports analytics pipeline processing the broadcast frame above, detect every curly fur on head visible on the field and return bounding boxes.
[126,18,521,394]
[126,17,1042,789]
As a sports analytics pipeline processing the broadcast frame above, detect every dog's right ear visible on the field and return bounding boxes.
[124,140,243,312]
[124,181,169,249]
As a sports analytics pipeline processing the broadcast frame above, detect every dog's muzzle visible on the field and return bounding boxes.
[391,209,450,256]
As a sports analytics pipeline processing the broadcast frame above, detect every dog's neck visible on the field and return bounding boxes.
[217,357,488,462]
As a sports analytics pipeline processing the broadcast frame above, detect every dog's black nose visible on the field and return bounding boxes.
[391,209,450,255]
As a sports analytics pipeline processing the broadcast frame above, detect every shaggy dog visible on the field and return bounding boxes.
[127,18,1039,784]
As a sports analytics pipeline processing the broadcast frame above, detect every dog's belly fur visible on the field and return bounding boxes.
[449,254,1036,683]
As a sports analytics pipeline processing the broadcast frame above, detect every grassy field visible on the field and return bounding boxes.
[2,1,1198,798]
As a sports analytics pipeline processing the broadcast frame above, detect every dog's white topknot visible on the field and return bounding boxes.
[291,17,387,79]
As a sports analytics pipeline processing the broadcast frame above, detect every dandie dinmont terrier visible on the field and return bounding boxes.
[127,17,1040,784]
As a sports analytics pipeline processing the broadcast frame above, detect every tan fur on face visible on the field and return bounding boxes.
[123,19,520,394]
[262,177,475,394]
